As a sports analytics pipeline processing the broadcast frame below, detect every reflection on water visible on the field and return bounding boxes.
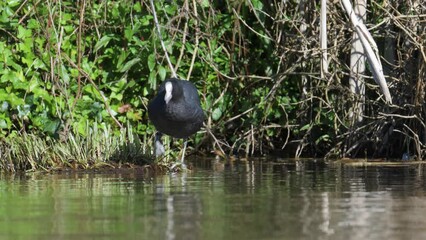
[0,159,426,239]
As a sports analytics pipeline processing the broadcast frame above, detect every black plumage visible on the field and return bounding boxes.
[148,78,204,167]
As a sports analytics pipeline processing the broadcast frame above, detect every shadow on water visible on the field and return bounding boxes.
[0,158,426,239]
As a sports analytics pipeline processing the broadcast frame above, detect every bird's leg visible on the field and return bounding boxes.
[154,132,165,157]
[180,138,188,168]
[171,138,188,171]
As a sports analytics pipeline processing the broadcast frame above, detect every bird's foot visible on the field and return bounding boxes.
[154,133,165,157]
[155,144,165,158]
[170,162,188,172]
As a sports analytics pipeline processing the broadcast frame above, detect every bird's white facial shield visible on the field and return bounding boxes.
[164,81,173,104]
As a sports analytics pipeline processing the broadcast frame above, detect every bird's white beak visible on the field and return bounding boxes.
[164,81,173,104]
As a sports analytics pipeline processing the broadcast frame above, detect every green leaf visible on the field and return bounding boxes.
[17,26,32,39]
[141,15,153,26]
[60,65,70,84]
[111,92,123,101]
[158,65,166,81]
[133,2,141,12]
[128,80,136,89]
[0,101,9,112]
[114,78,127,91]
[117,51,128,69]
[18,39,33,54]
[83,85,102,101]
[61,13,72,24]
[27,19,40,29]
[200,0,209,8]
[1,70,18,83]
[43,119,60,135]
[94,35,112,52]
[164,40,173,53]
[120,58,140,72]
[33,58,46,70]
[315,134,330,145]
[147,54,155,72]
[17,104,31,118]
[8,0,21,7]
[143,86,149,96]
[124,27,133,41]
[251,0,264,10]
[212,108,222,121]
[27,79,39,92]
[0,119,9,129]
[300,124,311,131]
[148,72,156,89]
[164,4,177,15]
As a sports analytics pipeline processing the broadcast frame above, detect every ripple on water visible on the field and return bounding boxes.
[0,159,425,239]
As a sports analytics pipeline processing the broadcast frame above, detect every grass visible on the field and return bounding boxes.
[0,122,159,173]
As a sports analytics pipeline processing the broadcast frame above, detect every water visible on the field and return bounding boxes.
[0,159,426,240]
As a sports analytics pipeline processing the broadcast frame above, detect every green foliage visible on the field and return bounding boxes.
[0,0,304,165]
[0,0,416,169]
[0,123,151,172]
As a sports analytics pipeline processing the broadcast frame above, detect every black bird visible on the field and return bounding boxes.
[148,78,204,168]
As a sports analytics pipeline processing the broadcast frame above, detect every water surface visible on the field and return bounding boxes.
[1,159,426,239]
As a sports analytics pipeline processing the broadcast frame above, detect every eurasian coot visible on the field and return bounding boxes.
[148,78,204,168]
